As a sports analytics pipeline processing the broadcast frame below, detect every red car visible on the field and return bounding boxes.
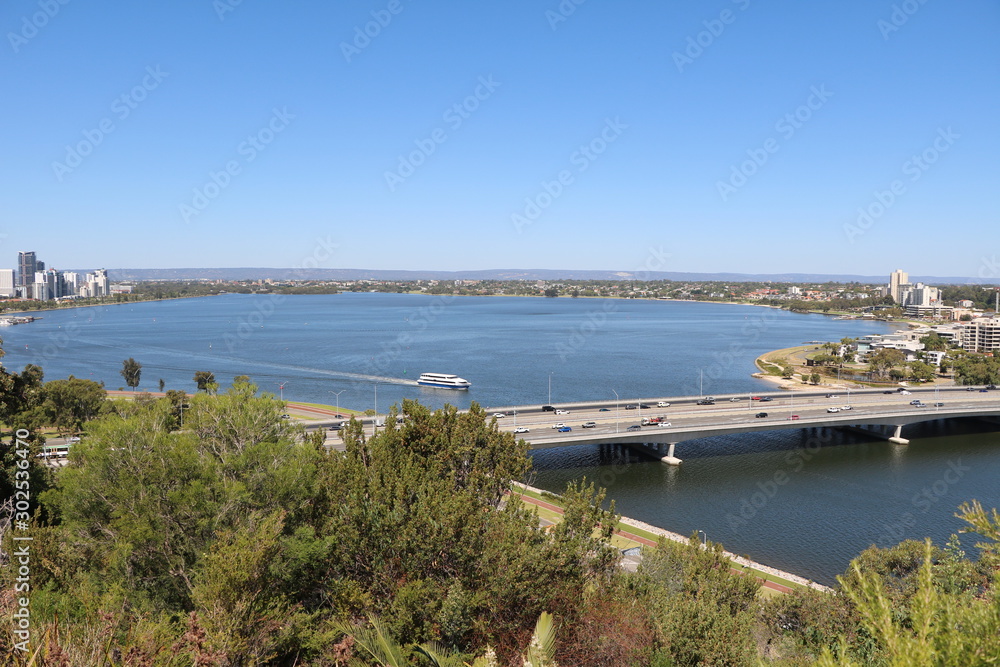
[788,415,800,420]
[751,396,762,401]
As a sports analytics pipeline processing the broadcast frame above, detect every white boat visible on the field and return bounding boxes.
[417,372,471,389]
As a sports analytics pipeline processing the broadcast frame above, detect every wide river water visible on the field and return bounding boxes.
[2,293,997,585]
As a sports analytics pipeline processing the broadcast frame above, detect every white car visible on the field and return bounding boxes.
[899,390,911,395]
[827,407,840,413]
[841,405,853,411]
[555,409,570,415]
[551,422,566,429]
[656,421,673,427]
[514,426,529,433]
[492,413,506,418]
[657,401,670,407]
[730,397,741,402]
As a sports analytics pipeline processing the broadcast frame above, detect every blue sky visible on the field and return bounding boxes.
[2,0,998,277]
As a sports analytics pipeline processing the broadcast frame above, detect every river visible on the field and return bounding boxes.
[2,293,995,584]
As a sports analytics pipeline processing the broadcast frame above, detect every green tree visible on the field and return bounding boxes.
[41,376,106,435]
[193,370,216,393]
[868,348,906,380]
[907,360,937,382]
[120,357,142,392]
[919,333,948,352]
[543,287,558,298]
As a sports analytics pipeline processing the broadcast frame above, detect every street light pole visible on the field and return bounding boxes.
[329,389,345,416]
[697,530,707,547]
[548,372,552,406]
[278,382,286,402]
[612,389,619,433]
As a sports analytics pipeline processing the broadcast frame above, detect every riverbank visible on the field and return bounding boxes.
[513,481,831,595]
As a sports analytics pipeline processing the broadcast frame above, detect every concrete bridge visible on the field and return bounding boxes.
[483,385,1000,465]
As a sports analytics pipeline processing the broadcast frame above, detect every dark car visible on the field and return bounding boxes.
[883,390,894,394]
[696,399,715,405]
[759,396,773,402]
[598,408,610,412]
[626,425,641,431]
[988,384,998,390]
[328,422,344,431]
[966,387,977,391]
[625,404,638,410]
[934,402,945,407]
[639,403,652,409]
[755,412,768,418]
[541,405,556,412]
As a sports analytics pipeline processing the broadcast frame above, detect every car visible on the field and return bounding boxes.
[328,422,344,431]
[884,390,895,394]
[582,421,597,428]
[557,426,572,432]
[988,384,998,390]
[555,409,570,415]
[898,390,911,395]
[506,410,517,416]
[913,402,927,408]
[933,402,944,407]
[541,405,556,411]
[910,399,922,405]
[67,436,82,443]
[639,404,652,409]
[827,407,840,413]
[598,408,610,412]
[551,422,566,429]
[760,396,773,402]
[751,396,762,401]
[841,405,853,411]
[755,412,768,418]
[626,425,642,431]
[730,397,741,402]
[281,414,291,419]
[514,426,530,433]
[980,389,989,393]
[493,413,506,418]
[825,394,839,399]
[788,415,800,420]
[966,387,977,392]
[657,401,670,407]
[656,421,673,427]
[696,399,715,405]
[625,404,638,410]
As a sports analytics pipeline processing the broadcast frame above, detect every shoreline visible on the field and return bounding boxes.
[515,481,831,593]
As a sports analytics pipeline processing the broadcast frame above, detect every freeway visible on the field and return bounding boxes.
[483,385,1000,448]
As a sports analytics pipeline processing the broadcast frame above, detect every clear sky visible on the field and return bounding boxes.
[3,0,998,277]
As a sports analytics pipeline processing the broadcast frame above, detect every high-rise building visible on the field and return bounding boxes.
[0,269,14,297]
[17,251,37,288]
[888,269,910,304]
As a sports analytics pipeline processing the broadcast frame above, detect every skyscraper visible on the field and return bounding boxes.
[889,269,909,304]
[17,251,37,288]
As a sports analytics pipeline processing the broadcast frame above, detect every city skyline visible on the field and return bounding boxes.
[4,1,998,276]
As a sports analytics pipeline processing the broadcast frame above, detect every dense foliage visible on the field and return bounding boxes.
[2,354,1000,665]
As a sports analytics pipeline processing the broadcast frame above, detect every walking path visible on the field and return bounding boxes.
[513,484,832,595]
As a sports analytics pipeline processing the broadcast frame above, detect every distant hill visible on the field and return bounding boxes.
[95,267,1000,285]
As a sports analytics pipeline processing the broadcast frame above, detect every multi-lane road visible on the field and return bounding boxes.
[481,385,1000,447]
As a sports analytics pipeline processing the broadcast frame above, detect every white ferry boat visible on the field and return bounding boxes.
[417,373,471,389]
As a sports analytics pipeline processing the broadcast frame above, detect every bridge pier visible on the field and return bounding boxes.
[661,442,682,466]
[888,425,909,445]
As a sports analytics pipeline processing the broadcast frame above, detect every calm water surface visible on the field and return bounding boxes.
[3,293,996,584]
